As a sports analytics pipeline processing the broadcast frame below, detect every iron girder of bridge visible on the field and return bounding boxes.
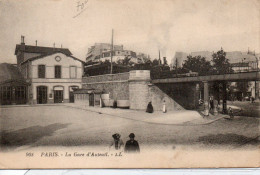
[152,71,260,84]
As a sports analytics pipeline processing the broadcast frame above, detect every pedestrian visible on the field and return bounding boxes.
[146,101,154,113]
[228,107,234,120]
[162,100,167,113]
[251,96,255,103]
[100,98,103,108]
[112,100,117,108]
[124,133,140,153]
[109,133,124,150]
[209,96,214,111]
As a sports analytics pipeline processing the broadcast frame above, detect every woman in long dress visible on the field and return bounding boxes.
[146,101,154,113]
[162,100,167,113]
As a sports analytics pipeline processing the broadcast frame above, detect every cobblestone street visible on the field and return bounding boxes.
[0,105,259,151]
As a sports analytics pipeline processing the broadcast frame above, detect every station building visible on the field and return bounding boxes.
[15,36,84,104]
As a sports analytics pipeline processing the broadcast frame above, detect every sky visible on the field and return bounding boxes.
[0,0,259,64]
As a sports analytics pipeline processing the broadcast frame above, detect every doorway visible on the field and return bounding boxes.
[37,86,47,104]
[54,90,63,103]
[89,93,94,106]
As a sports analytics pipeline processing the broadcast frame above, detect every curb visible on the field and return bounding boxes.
[64,105,224,126]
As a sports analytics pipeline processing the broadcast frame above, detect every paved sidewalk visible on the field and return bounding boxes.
[64,104,224,125]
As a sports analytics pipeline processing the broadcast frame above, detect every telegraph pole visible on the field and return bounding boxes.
[158,50,161,65]
[110,29,114,74]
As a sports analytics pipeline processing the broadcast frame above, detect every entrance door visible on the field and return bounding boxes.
[37,86,47,104]
[54,90,63,103]
[89,93,94,106]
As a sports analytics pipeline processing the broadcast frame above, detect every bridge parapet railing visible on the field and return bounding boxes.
[151,68,259,80]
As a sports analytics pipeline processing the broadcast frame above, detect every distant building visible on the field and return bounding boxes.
[86,43,123,62]
[171,52,188,68]
[15,36,84,104]
[98,49,139,63]
[86,43,147,64]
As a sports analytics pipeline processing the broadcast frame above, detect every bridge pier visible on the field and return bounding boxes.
[203,81,209,116]
[222,81,227,114]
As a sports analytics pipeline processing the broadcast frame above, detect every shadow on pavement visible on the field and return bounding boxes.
[0,123,70,149]
[198,133,259,145]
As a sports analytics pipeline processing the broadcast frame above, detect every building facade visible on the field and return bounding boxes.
[15,37,84,104]
[0,63,29,105]
[86,43,124,62]
[97,50,139,63]
[86,43,146,64]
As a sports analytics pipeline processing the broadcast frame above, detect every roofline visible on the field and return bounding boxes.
[21,52,85,65]
[15,44,72,55]
[69,55,85,63]
[0,79,30,85]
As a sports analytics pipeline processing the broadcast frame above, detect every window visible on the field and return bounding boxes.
[55,65,61,78]
[38,65,45,78]
[26,64,29,78]
[25,65,27,78]
[70,66,77,78]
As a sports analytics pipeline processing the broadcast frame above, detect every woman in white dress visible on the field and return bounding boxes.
[162,100,167,113]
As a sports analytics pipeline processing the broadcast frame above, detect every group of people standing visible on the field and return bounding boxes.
[109,133,140,153]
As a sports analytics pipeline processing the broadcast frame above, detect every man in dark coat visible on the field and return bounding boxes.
[146,101,154,113]
[124,133,140,153]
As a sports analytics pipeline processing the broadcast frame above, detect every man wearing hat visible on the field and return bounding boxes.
[124,133,140,153]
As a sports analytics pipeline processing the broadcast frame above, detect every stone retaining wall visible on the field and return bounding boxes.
[82,70,198,111]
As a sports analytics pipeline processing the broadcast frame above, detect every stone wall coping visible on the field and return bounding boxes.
[83,80,129,84]
[128,79,151,82]
[83,72,129,79]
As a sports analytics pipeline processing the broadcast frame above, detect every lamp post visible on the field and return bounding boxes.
[247,51,259,100]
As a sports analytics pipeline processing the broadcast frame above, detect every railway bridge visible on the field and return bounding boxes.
[152,71,260,115]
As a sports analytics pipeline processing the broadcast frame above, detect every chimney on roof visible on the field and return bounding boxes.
[35,40,37,46]
[21,35,25,44]
[61,44,62,48]
[53,43,55,48]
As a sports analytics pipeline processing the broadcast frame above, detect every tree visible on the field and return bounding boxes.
[163,57,168,65]
[152,59,159,66]
[236,81,251,99]
[212,48,233,74]
[116,56,135,67]
[182,55,212,75]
